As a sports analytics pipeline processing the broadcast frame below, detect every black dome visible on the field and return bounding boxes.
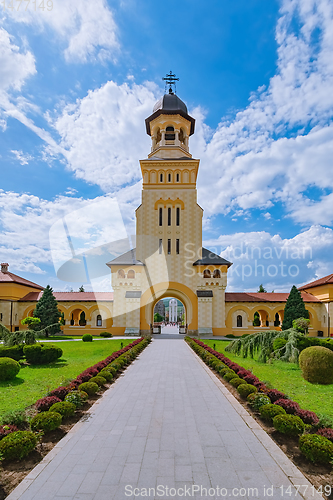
[153,93,188,114]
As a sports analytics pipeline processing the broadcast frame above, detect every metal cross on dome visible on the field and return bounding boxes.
[162,71,179,94]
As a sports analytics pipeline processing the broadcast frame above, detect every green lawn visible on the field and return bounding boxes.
[0,339,133,422]
[202,340,333,419]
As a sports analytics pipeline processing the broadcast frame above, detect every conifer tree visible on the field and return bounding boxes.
[33,285,61,337]
[282,285,309,330]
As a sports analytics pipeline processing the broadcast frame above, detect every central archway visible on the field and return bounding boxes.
[153,297,186,334]
[140,282,198,336]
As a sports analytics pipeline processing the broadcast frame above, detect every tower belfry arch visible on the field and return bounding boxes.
[108,74,232,336]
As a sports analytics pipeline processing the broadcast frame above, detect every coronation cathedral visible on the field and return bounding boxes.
[0,85,332,337]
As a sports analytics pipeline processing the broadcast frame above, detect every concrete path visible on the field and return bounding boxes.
[7,340,322,500]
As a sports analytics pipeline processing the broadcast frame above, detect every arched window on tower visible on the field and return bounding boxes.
[127,270,135,279]
[176,207,180,226]
[118,269,125,278]
[159,207,163,226]
[160,173,163,182]
[165,126,175,141]
[213,269,221,278]
[96,314,102,327]
[168,207,171,226]
[203,269,211,278]
[237,315,243,328]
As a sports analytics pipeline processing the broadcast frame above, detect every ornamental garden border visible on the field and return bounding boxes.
[185,337,333,499]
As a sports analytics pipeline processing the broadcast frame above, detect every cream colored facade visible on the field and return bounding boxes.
[1,93,333,337]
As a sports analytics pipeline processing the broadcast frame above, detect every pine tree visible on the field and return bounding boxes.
[282,285,309,330]
[79,285,85,292]
[258,284,267,293]
[33,285,61,337]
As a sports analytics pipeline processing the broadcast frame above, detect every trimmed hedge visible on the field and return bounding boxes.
[82,334,93,342]
[30,411,62,432]
[0,345,24,361]
[49,402,76,419]
[23,344,63,365]
[78,382,99,396]
[299,434,333,464]
[0,431,37,460]
[273,414,305,436]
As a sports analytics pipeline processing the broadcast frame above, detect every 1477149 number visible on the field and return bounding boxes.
[279,485,332,497]
[1,0,53,11]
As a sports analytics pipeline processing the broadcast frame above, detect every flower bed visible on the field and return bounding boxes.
[185,337,333,467]
[0,337,150,462]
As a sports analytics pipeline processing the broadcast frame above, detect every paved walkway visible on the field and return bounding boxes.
[8,340,322,500]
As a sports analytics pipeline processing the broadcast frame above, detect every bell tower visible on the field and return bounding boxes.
[109,73,232,336]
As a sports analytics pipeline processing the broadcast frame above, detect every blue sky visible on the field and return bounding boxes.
[1,0,333,293]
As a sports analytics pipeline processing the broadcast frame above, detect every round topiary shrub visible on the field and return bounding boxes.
[35,396,62,412]
[229,377,245,388]
[98,370,113,382]
[0,345,24,361]
[105,365,117,376]
[247,393,271,411]
[82,334,93,342]
[223,370,236,382]
[78,381,99,396]
[0,431,37,460]
[259,404,287,422]
[48,386,69,400]
[273,414,305,436]
[0,357,20,381]
[89,375,106,387]
[299,434,333,464]
[30,411,62,432]
[237,383,257,399]
[299,346,333,384]
[99,332,112,338]
[49,401,76,419]
[65,390,88,408]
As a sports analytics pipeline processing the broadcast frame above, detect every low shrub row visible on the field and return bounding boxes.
[0,337,151,462]
[185,337,333,465]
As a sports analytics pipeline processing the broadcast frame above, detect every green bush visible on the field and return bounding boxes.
[299,346,333,384]
[247,393,271,411]
[49,402,76,419]
[0,357,21,381]
[259,404,286,422]
[30,411,62,432]
[82,334,93,342]
[89,375,106,387]
[223,370,236,382]
[78,381,99,396]
[23,344,63,365]
[273,414,305,436]
[64,390,88,408]
[230,377,245,388]
[99,331,112,338]
[105,365,117,376]
[0,431,37,460]
[98,370,113,382]
[237,384,257,399]
[0,345,24,361]
[299,434,333,464]
[0,410,28,428]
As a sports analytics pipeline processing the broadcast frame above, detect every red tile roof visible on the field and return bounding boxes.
[298,274,333,290]
[19,292,114,302]
[225,292,321,303]
[0,271,44,290]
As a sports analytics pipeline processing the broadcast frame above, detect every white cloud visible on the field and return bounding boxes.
[11,150,33,165]
[51,81,158,191]
[204,225,333,292]
[0,28,36,92]
[0,190,129,282]
[3,0,119,62]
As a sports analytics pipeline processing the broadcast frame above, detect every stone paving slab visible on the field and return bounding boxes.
[6,340,323,500]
